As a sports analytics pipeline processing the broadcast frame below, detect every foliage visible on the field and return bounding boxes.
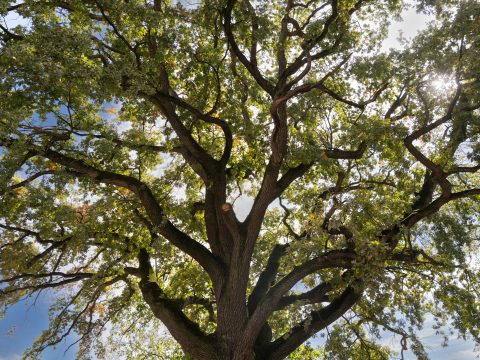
[0,0,479,359]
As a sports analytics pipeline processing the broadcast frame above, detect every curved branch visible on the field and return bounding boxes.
[2,170,55,194]
[148,93,221,178]
[223,0,274,94]
[277,142,367,195]
[276,282,333,310]
[242,249,354,351]
[0,271,93,285]
[263,284,362,360]
[26,146,222,283]
[138,249,216,360]
[152,91,232,167]
[248,244,289,315]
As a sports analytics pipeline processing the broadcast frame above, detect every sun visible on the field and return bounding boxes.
[430,75,457,92]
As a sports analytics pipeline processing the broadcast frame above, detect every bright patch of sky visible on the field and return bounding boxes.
[176,0,200,9]
[233,194,255,221]
[382,6,434,51]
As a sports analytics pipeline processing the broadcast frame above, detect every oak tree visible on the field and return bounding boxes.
[1,0,479,359]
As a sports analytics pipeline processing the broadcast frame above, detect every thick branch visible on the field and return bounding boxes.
[152,91,233,166]
[148,93,220,178]
[276,282,333,310]
[248,244,289,315]
[26,146,222,282]
[223,0,275,94]
[137,249,216,360]
[264,284,362,360]
[242,249,354,350]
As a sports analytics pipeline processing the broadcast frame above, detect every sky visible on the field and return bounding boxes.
[1,3,479,360]
[0,292,78,360]
[383,6,432,48]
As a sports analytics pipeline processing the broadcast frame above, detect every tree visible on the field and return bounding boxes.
[0,0,479,359]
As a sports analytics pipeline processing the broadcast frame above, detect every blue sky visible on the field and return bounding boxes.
[379,322,478,360]
[0,293,77,360]
[1,296,477,360]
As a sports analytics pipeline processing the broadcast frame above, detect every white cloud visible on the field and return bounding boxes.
[0,353,22,360]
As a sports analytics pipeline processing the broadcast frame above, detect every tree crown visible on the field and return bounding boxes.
[0,0,479,359]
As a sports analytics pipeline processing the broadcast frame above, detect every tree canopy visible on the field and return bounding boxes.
[0,0,479,359]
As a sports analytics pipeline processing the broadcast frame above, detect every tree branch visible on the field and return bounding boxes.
[23,146,222,283]
[242,249,354,350]
[276,282,333,310]
[263,284,362,360]
[223,0,275,94]
[137,249,216,360]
